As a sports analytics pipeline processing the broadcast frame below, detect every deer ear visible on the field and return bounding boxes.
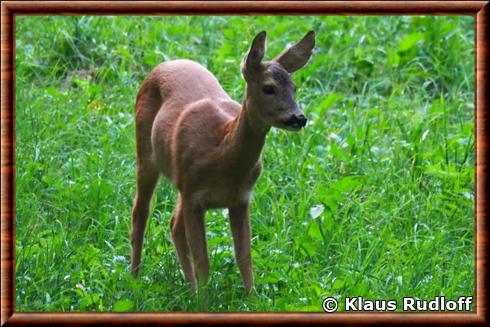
[274,31,315,73]
[241,31,267,79]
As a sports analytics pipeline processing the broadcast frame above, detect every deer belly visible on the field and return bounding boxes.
[192,186,251,209]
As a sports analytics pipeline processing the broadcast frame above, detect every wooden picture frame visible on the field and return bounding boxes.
[1,1,488,325]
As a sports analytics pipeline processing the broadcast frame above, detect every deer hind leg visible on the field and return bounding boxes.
[170,195,197,288]
[131,162,159,276]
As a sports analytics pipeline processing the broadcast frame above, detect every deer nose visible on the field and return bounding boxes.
[290,113,308,128]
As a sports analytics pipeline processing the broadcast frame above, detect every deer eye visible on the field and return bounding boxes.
[262,84,275,95]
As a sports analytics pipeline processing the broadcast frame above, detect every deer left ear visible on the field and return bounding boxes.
[273,31,315,73]
[241,31,267,80]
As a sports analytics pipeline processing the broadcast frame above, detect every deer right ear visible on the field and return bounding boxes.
[241,31,266,79]
[273,30,315,73]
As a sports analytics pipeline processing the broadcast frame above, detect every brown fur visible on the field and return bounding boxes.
[131,31,315,293]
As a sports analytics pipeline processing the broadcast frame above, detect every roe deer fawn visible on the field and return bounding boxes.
[131,31,315,293]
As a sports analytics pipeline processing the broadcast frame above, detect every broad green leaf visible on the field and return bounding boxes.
[308,222,323,241]
[80,293,100,310]
[302,241,316,256]
[330,175,364,193]
[397,32,424,52]
[113,299,135,312]
[332,279,345,290]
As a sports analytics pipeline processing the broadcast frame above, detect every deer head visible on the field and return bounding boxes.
[241,31,315,131]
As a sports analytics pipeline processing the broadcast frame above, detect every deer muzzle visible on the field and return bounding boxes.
[284,113,308,129]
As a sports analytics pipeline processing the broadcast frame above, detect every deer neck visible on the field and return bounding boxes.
[223,92,270,172]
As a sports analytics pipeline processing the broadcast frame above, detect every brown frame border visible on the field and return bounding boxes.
[1,1,488,325]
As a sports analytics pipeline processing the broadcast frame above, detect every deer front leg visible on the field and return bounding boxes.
[170,196,197,289]
[182,199,209,289]
[229,202,254,293]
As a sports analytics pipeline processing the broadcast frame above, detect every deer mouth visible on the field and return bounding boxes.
[282,115,307,131]
[284,122,303,131]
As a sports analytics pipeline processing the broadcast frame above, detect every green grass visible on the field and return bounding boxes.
[15,16,474,312]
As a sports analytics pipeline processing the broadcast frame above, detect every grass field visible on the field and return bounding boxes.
[16,16,474,312]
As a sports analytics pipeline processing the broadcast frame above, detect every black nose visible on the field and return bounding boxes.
[287,113,308,128]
